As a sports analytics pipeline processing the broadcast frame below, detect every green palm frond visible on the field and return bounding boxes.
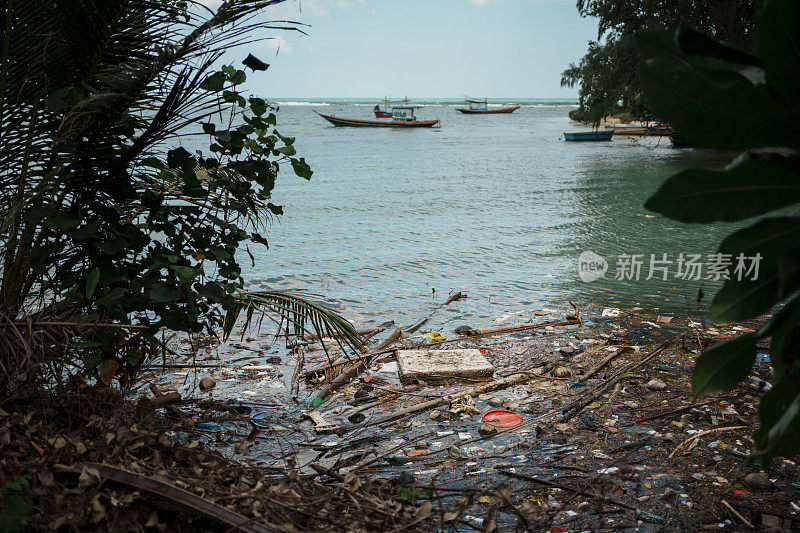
[224,290,364,359]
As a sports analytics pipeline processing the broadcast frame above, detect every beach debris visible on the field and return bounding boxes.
[482,409,523,428]
[552,366,572,378]
[646,378,667,391]
[396,348,494,383]
[309,326,403,407]
[743,472,772,491]
[478,423,498,436]
[422,331,446,342]
[304,410,338,433]
[449,395,480,416]
[199,376,216,392]
[429,409,457,421]
[601,308,621,318]
[453,318,580,338]
[747,375,773,392]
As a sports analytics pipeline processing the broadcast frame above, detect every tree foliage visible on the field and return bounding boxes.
[563,0,758,123]
[0,0,360,393]
[638,0,800,461]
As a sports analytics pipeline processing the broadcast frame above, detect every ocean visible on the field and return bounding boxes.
[182,98,739,331]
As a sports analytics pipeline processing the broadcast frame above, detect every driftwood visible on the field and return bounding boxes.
[496,469,634,511]
[308,326,403,407]
[455,318,579,338]
[406,291,465,335]
[304,410,338,433]
[720,499,754,528]
[668,425,749,459]
[568,298,584,327]
[83,463,279,533]
[560,341,670,421]
[359,372,535,428]
[572,346,631,385]
[150,392,182,408]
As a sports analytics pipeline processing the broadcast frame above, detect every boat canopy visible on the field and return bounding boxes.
[391,106,416,121]
[465,98,488,111]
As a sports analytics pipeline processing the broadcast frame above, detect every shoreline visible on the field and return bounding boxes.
[11,299,791,531]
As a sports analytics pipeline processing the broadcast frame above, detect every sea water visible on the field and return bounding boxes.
[180,98,741,330]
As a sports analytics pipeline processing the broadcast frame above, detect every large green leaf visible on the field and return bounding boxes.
[758,0,800,115]
[753,375,800,460]
[636,30,798,150]
[710,217,800,320]
[645,154,800,222]
[692,333,757,395]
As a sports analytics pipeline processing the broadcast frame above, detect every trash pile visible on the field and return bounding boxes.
[100,297,800,529]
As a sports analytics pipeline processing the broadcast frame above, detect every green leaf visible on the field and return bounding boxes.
[95,287,126,306]
[267,203,283,215]
[758,0,800,113]
[229,70,246,85]
[248,97,267,116]
[710,217,800,320]
[711,269,780,320]
[202,122,216,135]
[201,71,225,92]
[243,53,270,71]
[753,375,800,461]
[676,24,761,69]
[290,157,312,179]
[43,213,80,231]
[274,145,296,156]
[85,269,100,299]
[645,154,800,222]
[140,157,165,169]
[149,285,180,303]
[692,333,757,395]
[636,29,799,150]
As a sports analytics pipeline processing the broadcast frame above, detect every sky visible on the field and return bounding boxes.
[208,0,599,98]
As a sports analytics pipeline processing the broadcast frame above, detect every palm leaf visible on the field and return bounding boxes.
[223,290,365,360]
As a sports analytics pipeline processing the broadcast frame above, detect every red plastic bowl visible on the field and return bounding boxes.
[482,409,523,428]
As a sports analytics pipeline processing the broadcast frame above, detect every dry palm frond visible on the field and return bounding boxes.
[224,290,364,361]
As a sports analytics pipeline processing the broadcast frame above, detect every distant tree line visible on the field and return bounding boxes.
[562,0,758,124]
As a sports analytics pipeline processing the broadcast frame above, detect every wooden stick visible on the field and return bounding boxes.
[720,499,753,528]
[496,469,634,510]
[83,463,280,533]
[561,341,670,421]
[668,425,748,459]
[455,318,579,338]
[568,298,584,328]
[406,291,465,335]
[572,346,630,385]
[356,372,536,428]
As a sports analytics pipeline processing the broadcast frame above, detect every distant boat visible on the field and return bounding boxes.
[316,107,440,128]
[564,131,614,141]
[374,96,418,118]
[604,124,672,136]
[455,98,521,114]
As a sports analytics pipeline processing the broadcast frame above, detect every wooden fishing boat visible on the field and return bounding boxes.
[564,131,614,141]
[374,97,417,118]
[455,98,521,114]
[316,107,439,128]
[604,124,673,136]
